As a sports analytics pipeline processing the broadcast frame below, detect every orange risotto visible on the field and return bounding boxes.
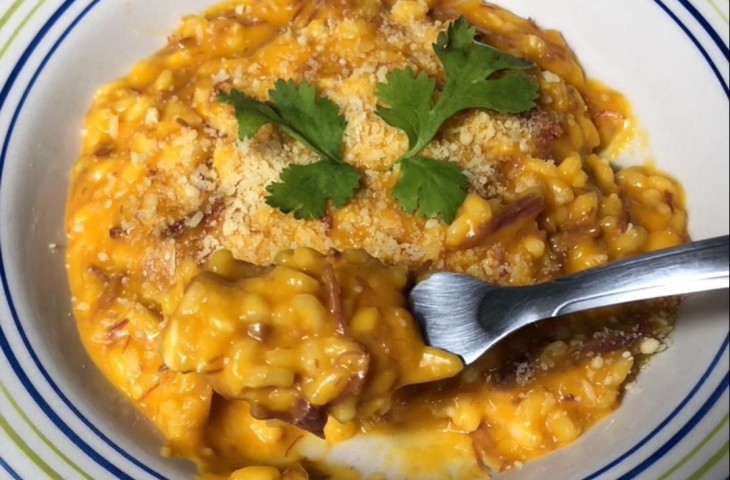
[65,0,688,478]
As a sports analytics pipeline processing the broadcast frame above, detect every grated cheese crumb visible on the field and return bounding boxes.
[639,338,661,355]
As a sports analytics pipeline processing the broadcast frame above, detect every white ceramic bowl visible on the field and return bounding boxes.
[0,1,727,479]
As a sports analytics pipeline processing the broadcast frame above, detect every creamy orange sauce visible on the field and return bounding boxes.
[65,1,688,478]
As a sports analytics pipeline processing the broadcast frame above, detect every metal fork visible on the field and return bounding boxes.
[410,235,729,365]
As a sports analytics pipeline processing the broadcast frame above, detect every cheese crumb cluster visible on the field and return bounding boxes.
[65,0,687,478]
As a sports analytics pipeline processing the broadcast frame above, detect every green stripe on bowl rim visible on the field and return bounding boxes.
[658,413,729,479]
[0,0,48,61]
[0,381,92,479]
[0,400,62,479]
[0,0,27,31]
[705,0,729,24]
[690,441,730,479]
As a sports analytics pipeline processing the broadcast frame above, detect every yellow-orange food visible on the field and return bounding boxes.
[65,0,688,478]
[160,247,462,436]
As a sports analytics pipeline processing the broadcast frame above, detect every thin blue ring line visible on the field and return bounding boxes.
[676,0,730,57]
[0,0,164,479]
[618,372,730,480]
[0,1,726,480]
[653,0,730,96]
[584,335,730,480]
[0,456,22,480]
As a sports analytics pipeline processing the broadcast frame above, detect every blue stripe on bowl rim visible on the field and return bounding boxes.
[655,0,730,95]
[677,0,730,54]
[618,371,730,480]
[0,455,22,480]
[0,1,727,479]
[585,336,729,480]
[0,4,165,480]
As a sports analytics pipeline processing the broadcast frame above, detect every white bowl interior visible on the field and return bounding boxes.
[0,1,727,478]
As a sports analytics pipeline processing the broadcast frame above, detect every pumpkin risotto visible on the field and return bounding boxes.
[65,0,689,478]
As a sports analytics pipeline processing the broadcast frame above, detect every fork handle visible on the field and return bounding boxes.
[543,235,729,317]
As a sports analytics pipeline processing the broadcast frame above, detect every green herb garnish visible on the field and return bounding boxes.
[265,160,361,220]
[376,17,539,221]
[221,18,539,223]
[392,156,471,223]
[220,80,361,220]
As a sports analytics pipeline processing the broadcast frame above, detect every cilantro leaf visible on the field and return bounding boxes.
[375,68,437,154]
[266,160,361,220]
[434,17,538,118]
[218,89,280,140]
[375,17,539,222]
[376,16,539,157]
[220,80,347,163]
[221,80,362,220]
[392,156,469,223]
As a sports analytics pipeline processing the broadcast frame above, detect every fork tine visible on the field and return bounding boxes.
[409,272,492,364]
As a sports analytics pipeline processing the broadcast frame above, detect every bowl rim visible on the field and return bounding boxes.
[0,1,727,479]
